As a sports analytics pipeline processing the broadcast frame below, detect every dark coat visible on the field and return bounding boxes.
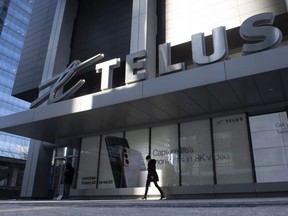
[147,159,159,182]
[64,164,75,184]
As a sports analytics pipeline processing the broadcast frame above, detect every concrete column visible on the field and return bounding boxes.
[21,140,53,198]
[20,0,78,199]
[130,0,157,79]
[42,0,78,82]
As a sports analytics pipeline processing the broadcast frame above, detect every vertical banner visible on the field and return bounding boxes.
[97,134,121,189]
[213,113,253,184]
[77,136,100,189]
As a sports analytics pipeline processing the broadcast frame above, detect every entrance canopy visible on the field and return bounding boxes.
[1,46,288,144]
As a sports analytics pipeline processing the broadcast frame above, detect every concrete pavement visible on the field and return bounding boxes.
[0,197,288,216]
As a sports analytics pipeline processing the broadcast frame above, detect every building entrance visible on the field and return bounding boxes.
[49,147,79,199]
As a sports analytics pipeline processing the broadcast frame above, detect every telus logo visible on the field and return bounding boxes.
[31,13,282,108]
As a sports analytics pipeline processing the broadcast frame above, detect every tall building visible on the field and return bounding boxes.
[0,0,34,196]
[1,0,288,199]
[0,0,33,159]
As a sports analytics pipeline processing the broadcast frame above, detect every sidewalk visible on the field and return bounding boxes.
[0,197,288,216]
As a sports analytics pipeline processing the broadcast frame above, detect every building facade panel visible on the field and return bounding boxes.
[70,0,133,64]
[12,0,58,101]
[165,0,286,45]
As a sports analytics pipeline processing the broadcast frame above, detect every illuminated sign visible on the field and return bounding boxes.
[30,12,282,108]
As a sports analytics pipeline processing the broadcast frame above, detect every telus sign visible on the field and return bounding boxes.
[30,13,282,108]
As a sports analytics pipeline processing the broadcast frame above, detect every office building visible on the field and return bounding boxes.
[0,0,34,193]
[1,0,288,199]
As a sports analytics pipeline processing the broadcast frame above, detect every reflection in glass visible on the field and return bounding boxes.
[0,0,33,159]
[125,129,149,187]
[180,120,214,185]
[151,124,179,187]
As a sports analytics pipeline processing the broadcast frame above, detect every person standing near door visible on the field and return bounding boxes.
[63,163,75,199]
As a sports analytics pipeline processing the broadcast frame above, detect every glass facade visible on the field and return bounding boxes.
[180,120,213,186]
[213,114,253,184]
[76,136,100,189]
[46,110,288,199]
[151,124,179,187]
[0,0,33,159]
[249,112,288,183]
[50,147,79,198]
[76,129,150,191]
[75,113,259,192]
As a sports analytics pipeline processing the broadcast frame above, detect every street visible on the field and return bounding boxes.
[0,197,288,216]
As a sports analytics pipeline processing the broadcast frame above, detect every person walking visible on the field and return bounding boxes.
[142,155,165,200]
